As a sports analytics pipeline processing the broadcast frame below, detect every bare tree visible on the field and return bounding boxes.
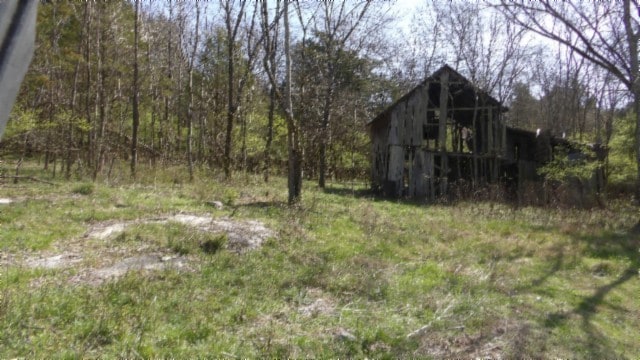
[283,0,302,203]
[220,0,262,179]
[438,1,532,104]
[532,45,593,138]
[403,1,445,82]
[186,2,201,181]
[307,1,374,188]
[92,2,108,181]
[497,0,640,203]
[261,0,302,204]
[221,0,246,178]
[260,0,280,183]
[131,0,140,179]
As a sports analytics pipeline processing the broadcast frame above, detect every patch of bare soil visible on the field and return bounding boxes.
[69,253,190,286]
[297,288,336,317]
[26,252,82,269]
[86,222,133,240]
[412,320,522,359]
[161,214,276,252]
[14,213,275,286]
[299,298,335,317]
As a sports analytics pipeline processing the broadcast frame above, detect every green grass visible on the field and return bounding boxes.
[1,160,639,358]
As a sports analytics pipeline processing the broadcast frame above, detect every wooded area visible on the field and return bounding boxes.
[2,0,638,205]
[3,2,640,357]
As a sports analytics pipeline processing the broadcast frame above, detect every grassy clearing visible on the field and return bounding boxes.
[1,161,639,358]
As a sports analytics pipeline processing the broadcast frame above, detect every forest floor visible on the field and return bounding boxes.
[1,160,639,358]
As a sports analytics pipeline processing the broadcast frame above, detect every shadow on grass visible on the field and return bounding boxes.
[228,200,289,218]
[323,182,527,209]
[540,230,639,358]
[530,246,565,289]
[498,221,639,357]
[322,186,378,199]
[235,200,288,209]
[322,185,436,208]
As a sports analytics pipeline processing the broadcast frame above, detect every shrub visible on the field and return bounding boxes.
[200,233,227,254]
[607,112,636,190]
[72,183,95,195]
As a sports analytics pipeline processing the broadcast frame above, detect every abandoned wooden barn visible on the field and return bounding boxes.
[368,65,557,201]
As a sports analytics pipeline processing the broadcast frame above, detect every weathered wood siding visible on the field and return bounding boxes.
[409,150,434,199]
[406,86,426,147]
[387,144,404,196]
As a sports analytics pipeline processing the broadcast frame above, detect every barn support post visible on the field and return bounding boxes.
[427,152,435,200]
[488,107,494,154]
[439,71,449,197]
[488,106,495,181]
[438,72,448,152]
[412,149,427,199]
[501,114,507,157]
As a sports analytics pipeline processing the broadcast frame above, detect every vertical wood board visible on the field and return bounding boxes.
[439,72,449,152]
[397,101,407,146]
[389,109,399,145]
[411,149,427,198]
[388,145,404,183]
[488,107,494,154]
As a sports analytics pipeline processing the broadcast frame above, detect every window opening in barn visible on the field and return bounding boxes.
[424,110,438,149]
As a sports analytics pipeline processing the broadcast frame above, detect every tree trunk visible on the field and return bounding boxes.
[260,0,279,183]
[67,59,80,180]
[264,86,275,182]
[223,1,237,179]
[224,71,235,178]
[131,0,140,179]
[241,106,248,172]
[84,2,93,169]
[284,0,301,204]
[163,0,173,163]
[318,78,334,188]
[93,5,106,181]
[198,86,205,164]
[186,3,200,182]
[634,94,640,204]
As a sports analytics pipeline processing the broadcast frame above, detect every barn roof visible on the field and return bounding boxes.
[368,65,507,127]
